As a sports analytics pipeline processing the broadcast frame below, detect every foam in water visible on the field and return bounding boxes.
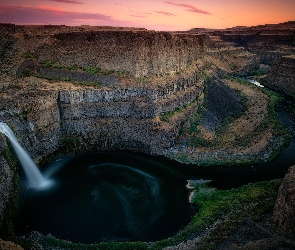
[0,122,52,189]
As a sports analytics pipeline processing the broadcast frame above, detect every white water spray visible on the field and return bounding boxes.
[0,122,51,189]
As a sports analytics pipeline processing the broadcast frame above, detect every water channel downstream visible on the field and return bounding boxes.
[16,96,295,244]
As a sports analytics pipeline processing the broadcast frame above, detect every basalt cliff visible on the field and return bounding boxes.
[0,22,295,247]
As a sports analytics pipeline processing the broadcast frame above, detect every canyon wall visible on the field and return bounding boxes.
[265,56,295,98]
[24,30,207,78]
[1,23,294,233]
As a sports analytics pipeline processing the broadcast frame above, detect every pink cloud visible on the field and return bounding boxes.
[131,15,146,18]
[155,11,176,17]
[49,0,84,4]
[38,5,64,11]
[164,1,211,15]
[0,5,138,27]
[114,3,131,7]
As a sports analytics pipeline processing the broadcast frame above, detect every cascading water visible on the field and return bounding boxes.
[0,122,50,188]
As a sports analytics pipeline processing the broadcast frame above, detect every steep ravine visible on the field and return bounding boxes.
[0,23,294,248]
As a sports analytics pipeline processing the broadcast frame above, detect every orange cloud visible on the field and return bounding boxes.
[164,1,211,15]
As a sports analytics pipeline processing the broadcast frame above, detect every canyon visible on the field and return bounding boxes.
[0,21,294,249]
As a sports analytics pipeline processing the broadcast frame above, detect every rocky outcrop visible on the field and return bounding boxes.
[265,56,295,98]
[273,166,295,234]
[0,135,14,231]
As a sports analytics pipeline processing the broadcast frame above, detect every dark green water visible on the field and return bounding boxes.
[16,100,295,243]
[17,152,197,243]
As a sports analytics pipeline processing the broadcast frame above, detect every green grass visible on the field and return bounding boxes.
[65,65,78,71]
[151,179,282,250]
[104,69,115,75]
[83,66,101,74]
[75,81,102,88]
[59,76,70,81]
[43,60,63,69]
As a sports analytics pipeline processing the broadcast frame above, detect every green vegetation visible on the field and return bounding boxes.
[83,66,101,74]
[65,65,78,71]
[227,77,291,155]
[103,69,115,75]
[257,88,292,159]
[59,76,70,82]
[43,60,63,69]
[180,105,212,147]
[24,51,35,59]
[34,72,102,88]
[136,77,147,82]
[160,97,199,122]
[251,68,269,76]
[74,81,101,88]
[151,179,282,250]
[202,70,211,82]
[20,69,32,78]
[230,63,238,71]
[34,73,53,81]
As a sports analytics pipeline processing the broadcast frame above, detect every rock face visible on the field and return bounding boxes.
[40,31,207,78]
[274,166,295,234]
[0,135,14,231]
[265,56,295,98]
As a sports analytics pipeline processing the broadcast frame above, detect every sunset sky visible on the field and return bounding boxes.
[0,0,294,31]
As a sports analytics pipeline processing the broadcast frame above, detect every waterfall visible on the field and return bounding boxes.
[0,122,50,188]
